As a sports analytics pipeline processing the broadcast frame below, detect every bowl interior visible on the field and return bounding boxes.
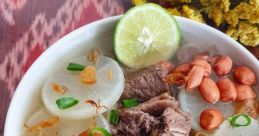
[4,16,259,136]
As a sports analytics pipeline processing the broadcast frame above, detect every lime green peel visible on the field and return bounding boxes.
[114,3,181,69]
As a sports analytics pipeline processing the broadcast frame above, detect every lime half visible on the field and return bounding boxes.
[114,3,181,69]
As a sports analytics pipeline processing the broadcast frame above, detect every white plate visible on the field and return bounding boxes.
[4,15,259,136]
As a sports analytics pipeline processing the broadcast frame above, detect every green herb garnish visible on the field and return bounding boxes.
[229,114,251,128]
[66,63,85,71]
[122,98,138,108]
[110,109,119,124]
[89,127,112,136]
[56,97,79,109]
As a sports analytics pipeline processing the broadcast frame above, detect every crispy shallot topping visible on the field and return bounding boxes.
[79,100,110,136]
[25,116,59,133]
[87,48,101,64]
[85,99,108,112]
[79,129,90,136]
[163,72,186,85]
[51,83,67,94]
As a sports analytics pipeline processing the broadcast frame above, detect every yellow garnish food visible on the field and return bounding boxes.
[167,5,204,23]
[51,83,66,94]
[226,21,259,47]
[25,116,59,132]
[80,66,97,84]
[131,0,146,5]
[182,5,205,23]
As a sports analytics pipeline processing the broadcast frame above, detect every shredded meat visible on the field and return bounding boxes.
[111,93,191,136]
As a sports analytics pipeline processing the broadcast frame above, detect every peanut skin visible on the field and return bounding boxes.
[174,63,191,75]
[191,59,211,77]
[199,77,220,104]
[234,66,256,86]
[213,56,232,76]
[217,78,237,102]
[194,53,209,61]
[236,84,256,101]
[185,65,204,91]
[163,72,186,85]
[200,108,224,130]
[238,98,258,119]
[208,55,220,66]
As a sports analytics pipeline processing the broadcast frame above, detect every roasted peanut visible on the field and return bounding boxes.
[200,108,224,130]
[174,63,191,75]
[191,59,211,77]
[208,55,220,66]
[238,98,258,119]
[185,65,204,91]
[236,84,256,101]
[234,66,256,86]
[213,56,232,76]
[217,78,237,102]
[198,77,220,104]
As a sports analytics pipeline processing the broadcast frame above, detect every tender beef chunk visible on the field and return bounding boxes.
[120,61,174,102]
[156,107,191,136]
[110,110,160,136]
[111,93,191,136]
[128,93,179,117]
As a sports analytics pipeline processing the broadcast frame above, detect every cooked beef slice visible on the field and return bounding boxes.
[111,93,191,136]
[120,61,174,102]
[110,110,160,136]
[130,93,179,117]
[156,107,191,136]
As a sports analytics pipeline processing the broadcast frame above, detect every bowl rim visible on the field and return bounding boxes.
[4,15,259,135]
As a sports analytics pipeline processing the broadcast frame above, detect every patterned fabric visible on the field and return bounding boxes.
[0,0,127,134]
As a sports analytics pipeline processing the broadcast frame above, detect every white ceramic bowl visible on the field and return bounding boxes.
[4,16,259,136]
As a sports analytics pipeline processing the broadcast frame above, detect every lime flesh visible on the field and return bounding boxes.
[114,3,181,69]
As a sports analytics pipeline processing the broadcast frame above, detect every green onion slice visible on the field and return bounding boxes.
[122,98,138,108]
[229,114,251,128]
[110,109,119,124]
[89,127,112,136]
[56,97,79,109]
[67,63,85,71]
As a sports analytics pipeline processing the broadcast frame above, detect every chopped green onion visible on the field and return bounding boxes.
[110,109,119,124]
[56,97,79,109]
[229,114,251,128]
[66,63,85,71]
[122,98,138,108]
[89,127,112,136]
